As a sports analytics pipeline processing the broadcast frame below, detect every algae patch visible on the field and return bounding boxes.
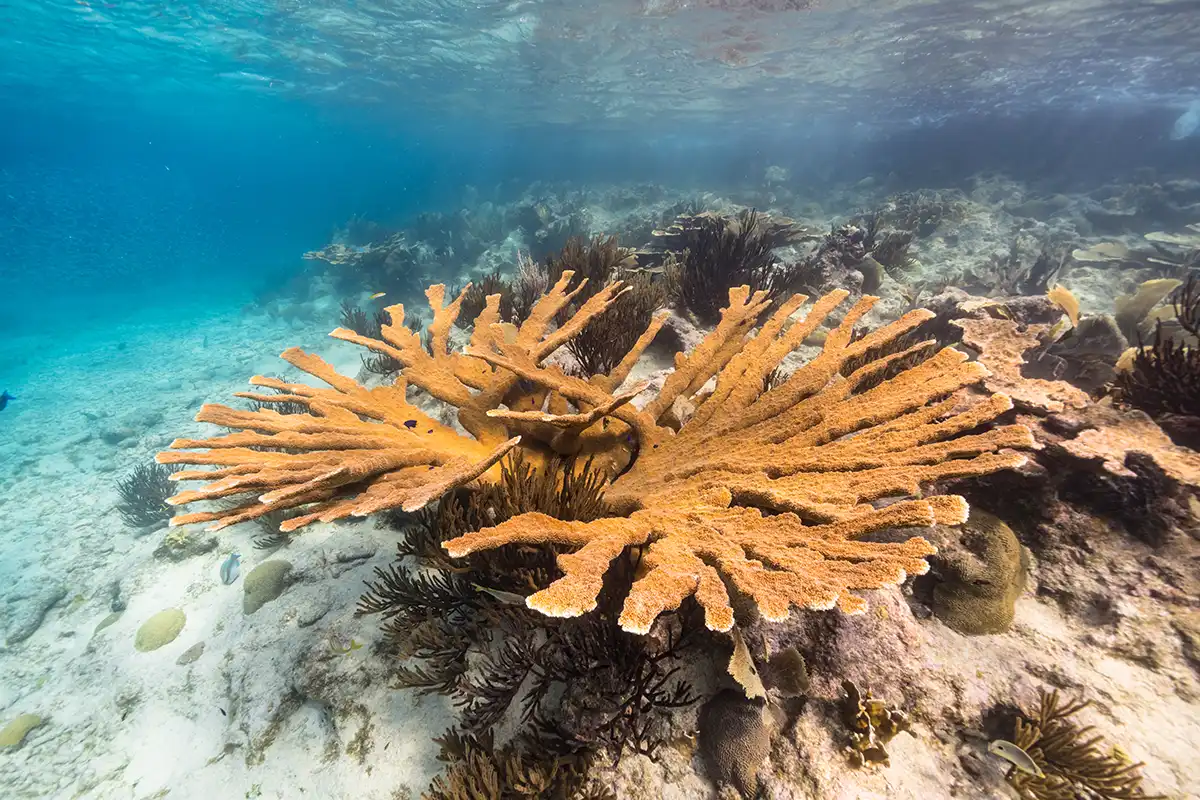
[0,713,44,749]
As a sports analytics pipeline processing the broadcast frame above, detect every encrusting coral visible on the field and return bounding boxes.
[953,315,1090,414]
[160,272,1033,635]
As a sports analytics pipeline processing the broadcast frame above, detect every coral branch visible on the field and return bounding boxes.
[162,275,1031,632]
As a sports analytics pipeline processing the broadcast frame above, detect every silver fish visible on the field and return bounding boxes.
[471,583,527,606]
[988,739,1045,778]
[220,553,241,585]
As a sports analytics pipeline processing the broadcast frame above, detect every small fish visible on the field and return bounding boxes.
[0,391,13,411]
[471,583,528,605]
[988,739,1045,778]
[328,631,363,654]
[369,292,386,300]
[219,553,241,585]
[1035,318,1073,360]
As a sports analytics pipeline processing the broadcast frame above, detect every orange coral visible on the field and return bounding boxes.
[953,316,1090,414]
[162,277,1033,634]
[158,273,627,530]
[1057,405,1200,489]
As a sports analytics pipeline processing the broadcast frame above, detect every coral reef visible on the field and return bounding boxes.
[303,234,434,298]
[839,679,911,768]
[877,189,965,238]
[0,714,43,750]
[1114,274,1200,445]
[161,275,1033,636]
[962,237,1068,296]
[1033,314,1128,394]
[426,729,611,800]
[953,315,1090,413]
[243,560,293,614]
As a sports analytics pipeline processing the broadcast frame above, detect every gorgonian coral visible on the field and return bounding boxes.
[159,272,1033,634]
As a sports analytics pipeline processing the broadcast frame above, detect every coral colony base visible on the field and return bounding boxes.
[3,193,1197,800]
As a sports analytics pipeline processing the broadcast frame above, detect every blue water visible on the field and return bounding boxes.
[3,1,1198,343]
[1,3,1199,799]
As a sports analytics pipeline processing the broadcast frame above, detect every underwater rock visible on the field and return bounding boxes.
[153,529,218,562]
[1173,612,1200,676]
[135,608,186,652]
[5,583,68,644]
[100,426,139,446]
[108,578,127,612]
[176,641,205,666]
[698,689,771,797]
[926,509,1028,635]
[0,713,43,749]
[1047,405,1198,545]
[1157,413,1200,452]
[763,646,810,698]
[328,544,376,578]
[1026,313,1128,394]
[243,560,293,615]
[296,595,333,628]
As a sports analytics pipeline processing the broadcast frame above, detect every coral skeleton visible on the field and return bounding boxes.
[160,272,1033,634]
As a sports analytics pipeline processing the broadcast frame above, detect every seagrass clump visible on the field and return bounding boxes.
[358,456,699,764]
[1004,689,1164,800]
[566,272,669,376]
[457,271,516,330]
[160,267,1033,635]
[427,729,614,800]
[657,209,809,324]
[1114,273,1200,418]
[117,462,181,529]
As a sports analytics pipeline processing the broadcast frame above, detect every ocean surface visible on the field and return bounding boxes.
[0,2,1198,799]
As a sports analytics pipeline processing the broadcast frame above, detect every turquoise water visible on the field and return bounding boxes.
[4,0,1198,339]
